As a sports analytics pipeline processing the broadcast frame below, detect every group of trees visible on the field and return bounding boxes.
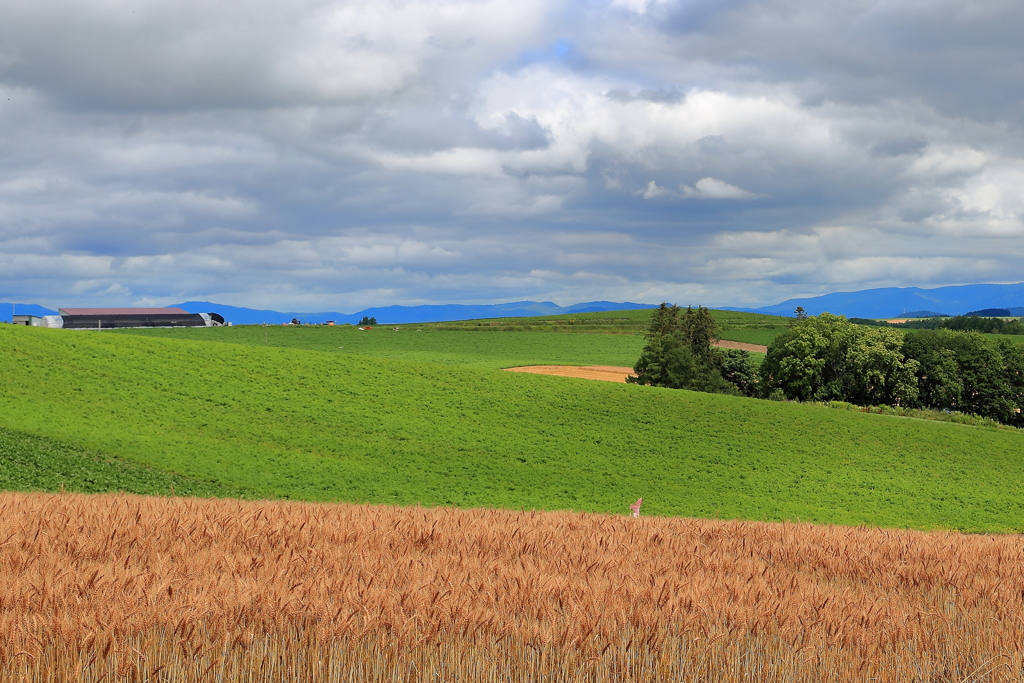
[627,304,756,396]
[761,314,1024,426]
[759,313,919,407]
[631,305,1024,427]
[917,315,1024,335]
[851,314,1024,335]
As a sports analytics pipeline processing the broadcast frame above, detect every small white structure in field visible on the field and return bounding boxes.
[630,498,643,518]
[12,315,63,328]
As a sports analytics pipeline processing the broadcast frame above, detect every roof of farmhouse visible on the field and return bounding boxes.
[58,308,191,316]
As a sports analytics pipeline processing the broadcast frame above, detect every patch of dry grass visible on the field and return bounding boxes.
[2,492,1023,681]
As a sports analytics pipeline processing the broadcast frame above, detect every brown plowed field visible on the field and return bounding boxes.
[714,339,768,353]
[504,364,634,382]
[3,492,1024,681]
[504,341,767,383]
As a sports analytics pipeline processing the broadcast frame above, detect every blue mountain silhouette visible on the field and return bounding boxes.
[723,283,1024,318]
[169,300,656,325]
[8,282,1024,325]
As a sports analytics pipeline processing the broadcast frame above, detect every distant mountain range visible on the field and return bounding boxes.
[168,301,657,325]
[6,282,1024,325]
[0,300,656,325]
[723,283,1024,319]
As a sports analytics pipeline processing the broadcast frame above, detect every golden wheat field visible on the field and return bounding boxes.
[2,492,1024,682]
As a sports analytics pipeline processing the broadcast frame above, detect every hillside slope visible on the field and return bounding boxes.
[116,308,787,361]
[3,325,1024,531]
[0,425,245,497]
[116,324,647,368]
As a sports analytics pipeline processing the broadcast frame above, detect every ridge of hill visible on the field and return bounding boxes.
[3,324,1024,531]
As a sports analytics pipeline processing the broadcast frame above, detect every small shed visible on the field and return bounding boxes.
[12,315,62,328]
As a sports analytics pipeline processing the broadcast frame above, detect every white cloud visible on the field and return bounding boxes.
[681,177,759,200]
[637,180,670,199]
[609,0,669,15]
[0,0,556,109]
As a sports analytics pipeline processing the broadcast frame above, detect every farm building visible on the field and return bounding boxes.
[57,308,224,329]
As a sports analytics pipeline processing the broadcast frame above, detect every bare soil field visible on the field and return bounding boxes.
[504,364,634,382]
[503,341,767,383]
[714,339,768,353]
[3,492,1023,682]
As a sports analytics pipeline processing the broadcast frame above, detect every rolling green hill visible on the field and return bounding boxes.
[115,325,647,369]
[0,425,247,497]
[114,308,788,365]
[409,307,790,335]
[4,324,1024,532]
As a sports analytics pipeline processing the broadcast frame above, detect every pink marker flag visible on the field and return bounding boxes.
[630,498,643,517]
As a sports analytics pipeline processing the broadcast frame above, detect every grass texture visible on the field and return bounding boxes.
[116,324,647,369]
[114,308,789,366]
[716,327,788,346]
[0,426,245,497]
[402,306,788,329]
[4,325,1024,531]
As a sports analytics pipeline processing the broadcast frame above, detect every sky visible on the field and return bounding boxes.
[2,0,1023,312]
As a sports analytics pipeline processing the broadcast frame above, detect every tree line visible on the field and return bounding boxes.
[630,305,1024,427]
[850,314,1024,335]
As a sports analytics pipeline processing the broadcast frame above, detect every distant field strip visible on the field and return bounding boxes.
[715,327,789,347]
[407,307,791,335]
[715,339,768,352]
[504,365,634,382]
[3,492,1023,682]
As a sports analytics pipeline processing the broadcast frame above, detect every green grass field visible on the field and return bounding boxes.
[116,325,647,369]
[0,425,246,497]
[4,324,1024,532]
[716,328,787,346]
[878,328,1024,347]
[982,333,1024,345]
[389,307,790,335]
[114,308,787,365]
[421,310,647,334]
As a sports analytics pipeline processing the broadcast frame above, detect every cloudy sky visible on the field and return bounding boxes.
[2,0,1023,311]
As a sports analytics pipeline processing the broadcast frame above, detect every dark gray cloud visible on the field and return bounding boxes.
[2,0,1023,311]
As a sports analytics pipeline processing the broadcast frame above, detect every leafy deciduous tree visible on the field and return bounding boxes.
[903,329,1016,424]
[761,313,918,405]
[719,349,759,397]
